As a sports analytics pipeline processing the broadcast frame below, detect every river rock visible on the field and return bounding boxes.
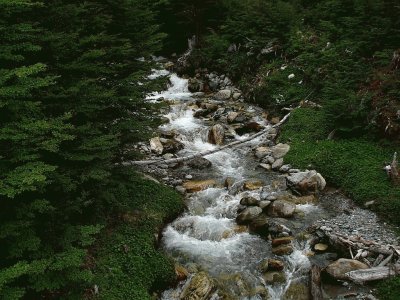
[187,157,212,169]
[286,170,326,194]
[149,137,163,154]
[268,220,292,237]
[183,180,217,193]
[249,215,269,234]
[325,258,369,280]
[263,271,286,284]
[180,272,215,300]
[294,195,318,204]
[279,164,292,173]
[236,206,263,224]
[314,243,328,252]
[175,264,189,281]
[267,259,285,271]
[240,196,259,206]
[283,282,310,300]
[271,237,293,247]
[161,139,184,154]
[227,111,239,123]
[272,158,284,170]
[243,179,263,190]
[271,143,290,159]
[224,177,235,189]
[215,89,232,100]
[259,200,272,210]
[258,163,272,171]
[208,124,225,145]
[267,200,296,218]
[188,78,203,92]
[255,146,270,159]
[232,92,242,100]
[272,244,294,256]
[159,129,175,139]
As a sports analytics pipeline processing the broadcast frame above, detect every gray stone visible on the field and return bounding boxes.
[149,137,163,154]
[236,206,263,224]
[271,143,290,159]
[240,196,260,206]
[215,89,232,100]
[268,200,296,218]
[208,124,225,145]
[272,158,284,170]
[286,170,326,194]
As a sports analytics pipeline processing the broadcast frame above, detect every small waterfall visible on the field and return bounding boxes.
[146,73,192,101]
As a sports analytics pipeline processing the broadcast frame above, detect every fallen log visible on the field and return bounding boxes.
[311,265,323,300]
[124,107,297,167]
[345,264,400,283]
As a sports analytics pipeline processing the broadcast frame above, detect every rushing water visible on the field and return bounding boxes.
[146,69,331,299]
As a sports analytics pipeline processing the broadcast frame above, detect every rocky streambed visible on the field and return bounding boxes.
[133,61,399,300]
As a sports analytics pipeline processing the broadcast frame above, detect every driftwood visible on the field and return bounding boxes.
[310,265,323,300]
[124,108,296,167]
[345,264,400,283]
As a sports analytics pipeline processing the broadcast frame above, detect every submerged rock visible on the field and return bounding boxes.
[263,271,286,284]
[187,157,212,169]
[283,282,310,300]
[180,272,215,300]
[243,179,263,190]
[183,180,216,193]
[325,258,369,280]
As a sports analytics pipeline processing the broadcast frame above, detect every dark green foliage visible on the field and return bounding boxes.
[376,277,400,300]
[0,0,181,298]
[93,172,184,300]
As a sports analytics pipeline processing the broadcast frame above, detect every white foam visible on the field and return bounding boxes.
[147,68,170,80]
[146,73,192,101]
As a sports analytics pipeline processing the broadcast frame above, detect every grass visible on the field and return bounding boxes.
[279,108,400,225]
[91,170,184,299]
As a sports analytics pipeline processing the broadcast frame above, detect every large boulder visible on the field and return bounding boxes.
[161,138,184,154]
[236,206,263,224]
[271,143,290,159]
[183,180,217,193]
[149,137,163,154]
[286,170,326,195]
[267,200,296,218]
[325,259,369,280]
[215,89,232,100]
[208,124,225,145]
[187,157,212,169]
[180,272,215,300]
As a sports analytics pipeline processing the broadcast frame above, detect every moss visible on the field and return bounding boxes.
[376,277,400,300]
[280,108,400,225]
[92,173,184,299]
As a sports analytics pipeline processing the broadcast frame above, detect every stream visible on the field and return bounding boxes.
[141,63,397,300]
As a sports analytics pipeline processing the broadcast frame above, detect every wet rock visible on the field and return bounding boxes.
[149,137,163,154]
[240,196,260,206]
[236,122,264,135]
[243,179,263,190]
[314,243,328,252]
[259,259,270,273]
[267,200,296,218]
[325,259,369,280]
[164,61,174,70]
[283,282,310,300]
[271,143,290,159]
[175,264,189,282]
[263,271,286,284]
[249,215,269,234]
[208,124,225,145]
[258,200,272,210]
[159,129,175,139]
[236,206,263,224]
[215,89,232,100]
[272,158,284,170]
[222,177,234,190]
[194,109,210,118]
[286,170,326,194]
[294,195,318,205]
[271,237,293,247]
[183,180,217,193]
[255,146,270,159]
[162,139,184,154]
[272,244,294,256]
[269,221,292,236]
[227,111,239,123]
[267,259,285,271]
[187,157,212,169]
[180,272,215,300]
